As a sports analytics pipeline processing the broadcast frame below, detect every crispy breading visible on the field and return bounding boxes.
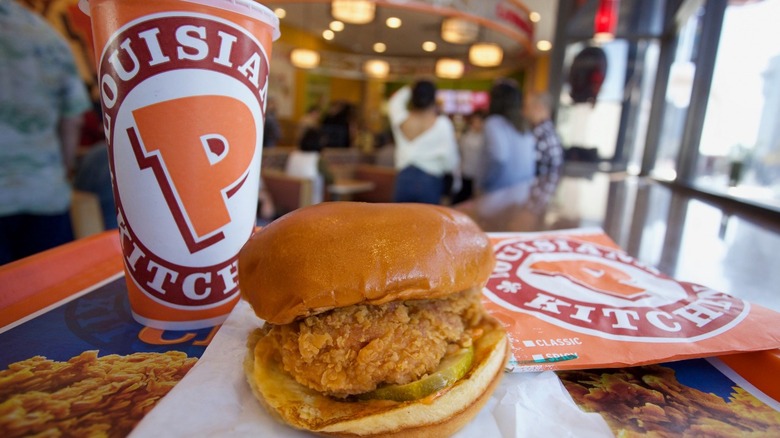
[266,288,485,397]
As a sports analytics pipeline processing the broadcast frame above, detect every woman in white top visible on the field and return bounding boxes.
[388,80,460,204]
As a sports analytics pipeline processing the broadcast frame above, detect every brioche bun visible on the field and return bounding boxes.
[238,202,496,324]
[238,202,506,436]
[244,318,508,437]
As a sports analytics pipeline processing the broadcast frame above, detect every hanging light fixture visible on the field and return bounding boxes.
[435,58,464,79]
[441,17,479,44]
[469,43,503,67]
[364,59,390,78]
[594,0,619,42]
[290,48,320,69]
[331,0,375,25]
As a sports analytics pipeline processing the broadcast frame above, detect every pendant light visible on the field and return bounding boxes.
[441,17,479,44]
[364,59,390,78]
[290,48,320,69]
[435,58,464,79]
[331,0,375,25]
[469,43,503,67]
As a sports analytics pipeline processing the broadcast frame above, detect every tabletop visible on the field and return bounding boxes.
[454,172,780,313]
[1,173,779,437]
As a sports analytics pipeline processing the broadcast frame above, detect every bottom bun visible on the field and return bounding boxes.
[244,318,509,437]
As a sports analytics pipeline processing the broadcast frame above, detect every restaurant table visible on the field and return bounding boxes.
[2,172,779,437]
[454,172,780,313]
[327,178,375,201]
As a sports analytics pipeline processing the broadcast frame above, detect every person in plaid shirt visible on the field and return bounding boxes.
[524,92,564,176]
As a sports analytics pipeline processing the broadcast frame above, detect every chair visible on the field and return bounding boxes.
[261,169,314,216]
[351,164,398,203]
[321,148,365,180]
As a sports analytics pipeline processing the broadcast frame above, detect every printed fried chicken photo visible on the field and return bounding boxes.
[0,351,196,438]
[558,364,780,437]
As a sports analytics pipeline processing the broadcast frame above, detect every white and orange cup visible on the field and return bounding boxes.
[80,0,279,330]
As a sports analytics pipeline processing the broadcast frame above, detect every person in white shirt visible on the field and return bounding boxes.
[285,128,334,205]
[388,80,460,204]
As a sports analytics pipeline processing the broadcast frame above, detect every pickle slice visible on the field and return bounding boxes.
[358,346,475,402]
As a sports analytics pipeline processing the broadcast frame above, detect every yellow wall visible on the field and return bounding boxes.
[527,53,551,93]
[278,23,364,123]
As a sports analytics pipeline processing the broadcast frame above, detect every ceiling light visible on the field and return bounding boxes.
[373,42,386,53]
[323,30,335,40]
[441,17,479,44]
[290,48,320,69]
[529,12,540,23]
[330,20,345,32]
[274,8,286,19]
[536,40,552,51]
[364,59,390,78]
[422,41,437,52]
[469,43,503,67]
[331,0,375,25]
[386,17,402,29]
[435,58,464,79]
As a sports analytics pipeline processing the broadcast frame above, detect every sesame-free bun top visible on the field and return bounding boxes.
[238,202,495,325]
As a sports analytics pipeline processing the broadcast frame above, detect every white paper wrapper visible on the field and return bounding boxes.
[131,300,614,437]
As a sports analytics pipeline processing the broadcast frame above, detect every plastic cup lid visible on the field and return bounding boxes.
[78,0,280,41]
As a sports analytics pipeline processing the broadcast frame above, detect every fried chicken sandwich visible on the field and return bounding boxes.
[238,202,508,437]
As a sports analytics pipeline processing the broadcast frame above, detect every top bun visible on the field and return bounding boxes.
[239,202,495,325]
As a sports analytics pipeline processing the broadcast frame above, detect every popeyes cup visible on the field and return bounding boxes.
[79,0,279,329]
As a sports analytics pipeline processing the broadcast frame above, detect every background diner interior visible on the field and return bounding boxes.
[4,0,780,297]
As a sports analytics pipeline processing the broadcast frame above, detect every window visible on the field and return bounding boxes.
[694,0,780,210]
[652,5,704,181]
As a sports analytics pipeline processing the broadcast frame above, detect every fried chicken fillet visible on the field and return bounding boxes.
[266,288,484,397]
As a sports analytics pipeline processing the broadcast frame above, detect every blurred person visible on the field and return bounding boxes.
[295,104,321,145]
[452,110,486,204]
[524,91,564,176]
[388,80,460,204]
[374,129,395,168]
[480,79,536,193]
[285,127,334,205]
[321,100,353,148]
[73,103,117,230]
[263,96,282,148]
[0,1,91,264]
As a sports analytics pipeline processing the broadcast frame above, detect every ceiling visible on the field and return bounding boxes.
[262,0,559,77]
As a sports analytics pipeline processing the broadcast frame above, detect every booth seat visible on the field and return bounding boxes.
[261,169,314,216]
[260,148,397,215]
[351,164,397,203]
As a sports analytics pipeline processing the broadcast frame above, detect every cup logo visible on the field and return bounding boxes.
[485,237,748,342]
[128,95,255,252]
[98,13,269,309]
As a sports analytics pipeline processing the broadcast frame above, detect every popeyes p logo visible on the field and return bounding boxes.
[97,12,270,307]
[530,260,646,299]
[485,236,748,342]
[129,95,256,253]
